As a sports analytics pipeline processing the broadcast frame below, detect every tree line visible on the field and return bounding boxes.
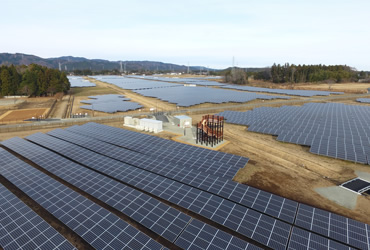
[256,63,358,83]
[222,63,363,84]
[0,64,70,97]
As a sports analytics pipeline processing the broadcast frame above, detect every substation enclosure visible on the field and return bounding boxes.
[174,115,192,128]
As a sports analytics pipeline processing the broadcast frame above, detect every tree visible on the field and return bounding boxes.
[0,68,11,96]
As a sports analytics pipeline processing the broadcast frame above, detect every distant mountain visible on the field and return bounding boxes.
[0,53,215,73]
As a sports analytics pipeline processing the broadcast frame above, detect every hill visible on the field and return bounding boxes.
[0,53,213,73]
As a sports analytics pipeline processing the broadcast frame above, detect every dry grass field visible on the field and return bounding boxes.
[0,97,55,124]
[297,82,370,93]
[0,108,49,123]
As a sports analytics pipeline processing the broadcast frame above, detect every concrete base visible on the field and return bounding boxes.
[315,186,358,210]
[355,171,370,182]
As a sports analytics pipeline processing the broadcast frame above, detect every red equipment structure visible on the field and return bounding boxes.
[196,115,224,146]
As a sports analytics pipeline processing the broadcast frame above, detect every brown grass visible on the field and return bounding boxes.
[0,108,48,122]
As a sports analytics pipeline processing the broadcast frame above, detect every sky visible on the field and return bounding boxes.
[1,0,370,70]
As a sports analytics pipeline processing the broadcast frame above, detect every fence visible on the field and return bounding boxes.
[0,115,126,133]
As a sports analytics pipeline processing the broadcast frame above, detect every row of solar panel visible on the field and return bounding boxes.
[0,148,163,250]
[80,94,131,104]
[220,85,343,97]
[0,147,261,250]
[127,75,345,95]
[79,94,143,113]
[45,127,297,224]
[133,86,290,107]
[67,76,96,87]
[357,98,370,103]
[16,133,290,249]
[1,132,360,249]
[43,123,370,250]
[80,102,143,113]
[218,103,370,164]
[127,75,226,86]
[65,122,246,179]
[90,76,181,90]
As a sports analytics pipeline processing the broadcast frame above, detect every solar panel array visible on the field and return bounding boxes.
[91,75,180,89]
[0,148,163,250]
[128,75,226,86]
[175,219,260,250]
[52,123,370,249]
[0,182,75,250]
[23,130,291,249]
[219,102,370,164]
[1,122,369,249]
[357,98,370,103]
[221,84,344,97]
[341,178,370,193]
[63,122,247,179]
[79,94,142,113]
[67,76,96,87]
[133,86,290,107]
[46,127,297,224]
[4,135,192,243]
[80,94,131,104]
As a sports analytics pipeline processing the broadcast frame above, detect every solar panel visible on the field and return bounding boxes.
[295,204,370,249]
[0,148,163,250]
[3,136,192,243]
[57,123,370,250]
[67,76,96,87]
[288,227,352,250]
[341,178,370,193]
[132,86,290,107]
[72,122,247,175]
[221,84,343,97]
[0,182,75,250]
[91,75,181,90]
[357,98,370,103]
[175,219,261,250]
[80,102,142,113]
[79,94,142,113]
[16,133,292,248]
[46,127,298,224]
[128,75,226,86]
[218,103,370,165]
[80,94,131,104]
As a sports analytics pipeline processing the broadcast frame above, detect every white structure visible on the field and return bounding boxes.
[174,115,192,128]
[124,116,162,133]
[124,116,134,126]
[139,119,163,133]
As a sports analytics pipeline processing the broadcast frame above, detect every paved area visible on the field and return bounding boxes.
[315,186,358,210]
[356,171,370,182]
[315,171,370,210]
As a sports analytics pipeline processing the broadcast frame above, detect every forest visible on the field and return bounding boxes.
[0,64,70,97]
[268,63,357,83]
[224,63,362,85]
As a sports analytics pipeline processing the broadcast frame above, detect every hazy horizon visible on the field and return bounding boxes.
[1,0,370,70]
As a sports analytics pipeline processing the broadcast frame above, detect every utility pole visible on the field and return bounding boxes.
[187,62,190,74]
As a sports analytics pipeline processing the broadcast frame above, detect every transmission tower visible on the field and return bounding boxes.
[119,61,123,73]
